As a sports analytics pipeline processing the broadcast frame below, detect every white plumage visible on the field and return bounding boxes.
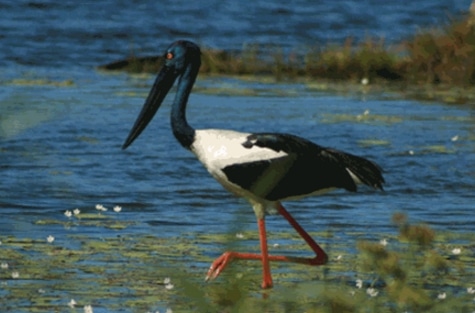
[192,129,287,168]
[191,129,288,204]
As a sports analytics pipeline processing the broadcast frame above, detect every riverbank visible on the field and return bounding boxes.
[99,16,475,104]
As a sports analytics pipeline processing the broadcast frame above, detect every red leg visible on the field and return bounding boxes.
[205,218,273,288]
[205,202,327,288]
[274,203,328,265]
[258,218,273,288]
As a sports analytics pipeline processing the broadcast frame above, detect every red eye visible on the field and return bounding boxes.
[166,52,173,60]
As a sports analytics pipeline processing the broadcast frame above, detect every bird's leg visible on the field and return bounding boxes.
[205,217,273,289]
[205,203,327,288]
[258,217,273,288]
[273,203,328,265]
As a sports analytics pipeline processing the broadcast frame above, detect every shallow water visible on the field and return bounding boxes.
[0,0,471,68]
[1,68,475,312]
[1,67,474,238]
[1,1,475,311]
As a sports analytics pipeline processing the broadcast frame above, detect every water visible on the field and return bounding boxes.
[1,67,473,236]
[1,1,474,311]
[1,0,474,255]
[0,0,471,68]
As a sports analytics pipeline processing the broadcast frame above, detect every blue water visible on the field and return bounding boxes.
[1,0,474,239]
[1,67,473,235]
[0,2,475,311]
[0,0,471,68]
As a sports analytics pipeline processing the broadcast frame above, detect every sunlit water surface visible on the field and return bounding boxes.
[1,1,475,311]
[2,68,474,243]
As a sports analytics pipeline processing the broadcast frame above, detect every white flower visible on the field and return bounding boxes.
[47,235,55,243]
[68,299,77,308]
[467,287,475,294]
[113,205,122,213]
[451,248,461,255]
[361,78,369,85]
[379,238,388,246]
[165,308,173,313]
[408,150,414,155]
[366,288,378,297]
[437,292,446,300]
[335,254,343,261]
[64,210,72,218]
[11,271,19,279]
[38,288,45,293]
[356,279,363,289]
[163,277,174,290]
[73,208,81,215]
[451,135,459,142]
[273,243,280,248]
[1,262,8,269]
[84,305,94,313]
[235,233,244,239]
[95,204,107,211]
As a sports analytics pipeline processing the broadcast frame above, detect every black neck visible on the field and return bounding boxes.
[171,61,199,149]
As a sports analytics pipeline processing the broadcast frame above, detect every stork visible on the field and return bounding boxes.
[122,40,384,289]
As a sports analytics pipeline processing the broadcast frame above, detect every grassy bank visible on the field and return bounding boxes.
[99,16,475,104]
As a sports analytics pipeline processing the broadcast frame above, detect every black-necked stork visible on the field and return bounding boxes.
[122,40,384,289]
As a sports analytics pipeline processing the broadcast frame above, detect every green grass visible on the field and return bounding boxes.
[1,212,474,312]
[98,16,475,104]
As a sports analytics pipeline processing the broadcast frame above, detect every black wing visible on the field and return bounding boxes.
[222,133,384,201]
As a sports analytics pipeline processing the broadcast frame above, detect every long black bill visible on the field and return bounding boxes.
[122,66,178,149]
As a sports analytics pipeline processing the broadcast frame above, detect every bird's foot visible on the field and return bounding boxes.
[205,251,264,282]
[205,251,235,281]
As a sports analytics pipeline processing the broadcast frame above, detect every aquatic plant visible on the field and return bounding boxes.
[405,18,475,85]
[98,14,475,103]
[0,210,474,312]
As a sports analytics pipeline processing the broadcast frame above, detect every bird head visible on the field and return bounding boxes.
[122,40,201,149]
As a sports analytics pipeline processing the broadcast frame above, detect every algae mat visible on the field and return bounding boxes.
[1,211,475,313]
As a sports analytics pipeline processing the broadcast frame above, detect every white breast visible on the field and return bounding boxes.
[190,129,287,195]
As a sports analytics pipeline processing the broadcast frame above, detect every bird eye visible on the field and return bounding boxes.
[166,52,174,60]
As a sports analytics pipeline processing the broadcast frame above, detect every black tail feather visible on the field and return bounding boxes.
[326,148,385,191]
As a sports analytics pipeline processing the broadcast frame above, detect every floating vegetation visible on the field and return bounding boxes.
[99,14,475,104]
[35,205,135,231]
[357,139,392,147]
[6,78,74,87]
[319,109,403,127]
[0,212,474,312]
[406,145,456,155]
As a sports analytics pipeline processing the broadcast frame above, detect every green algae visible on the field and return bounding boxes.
[358,139,392,147]
[76,136,100,144]
[419,145,455,154]
[34,211,137,231]
[1,214,474,312]
[320,111,403,125]
[7,78,74,87]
